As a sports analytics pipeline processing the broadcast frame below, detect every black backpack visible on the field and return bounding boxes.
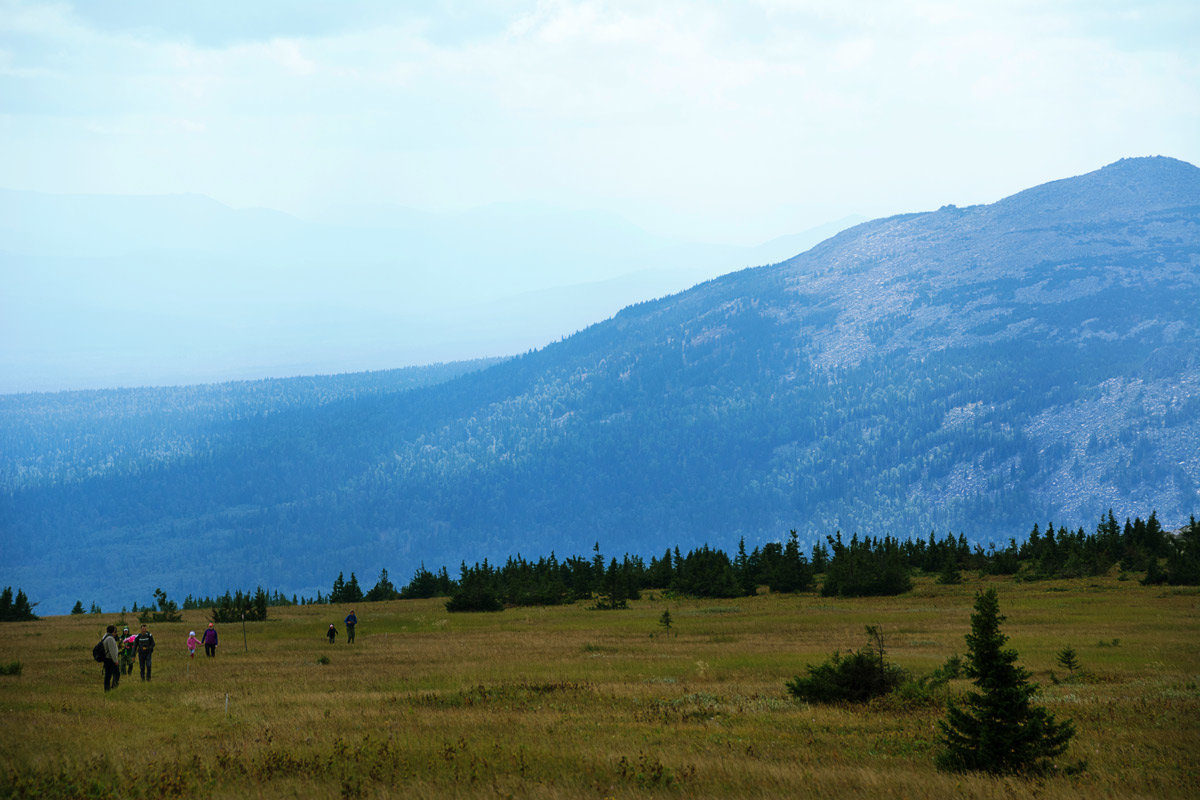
[92,638,106,662]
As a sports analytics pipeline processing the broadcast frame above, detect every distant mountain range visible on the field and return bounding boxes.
[0,187,861,392]
[3,156,1198,614]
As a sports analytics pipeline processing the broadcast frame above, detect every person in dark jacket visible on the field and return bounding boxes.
[327,624,337,644]
[101,624,120,692]
[201,622,218,657]
[134,624,155,680]
[344,610,357,644]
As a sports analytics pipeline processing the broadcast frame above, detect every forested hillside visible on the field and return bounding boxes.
[0,359,501,491]
[2,157,1198,614]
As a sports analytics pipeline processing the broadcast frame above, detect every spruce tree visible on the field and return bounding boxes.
[1055,646,1080,674]
[1165,516,1200,585]
[366,568,398,602]
[345,572,364,603]
[937,589,1074,774]
[936,549,963,585]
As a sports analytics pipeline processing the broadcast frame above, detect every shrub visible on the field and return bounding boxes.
[786,626,906,703]
[0,661,22,676]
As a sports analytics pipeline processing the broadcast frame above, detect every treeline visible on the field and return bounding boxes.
[26,511,1200,622]
[357,511,1200,612]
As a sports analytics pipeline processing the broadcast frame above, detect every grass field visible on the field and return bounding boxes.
[1,575,1198,799]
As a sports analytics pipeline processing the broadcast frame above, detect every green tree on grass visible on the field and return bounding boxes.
[937,589,1074,773]
[1055,647,1080,674]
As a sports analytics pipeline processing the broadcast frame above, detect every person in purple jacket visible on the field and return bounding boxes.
[201,622,218,657]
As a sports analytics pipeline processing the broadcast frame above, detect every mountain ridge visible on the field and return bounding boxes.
[3,157,1198,614]
[0,188,863,393]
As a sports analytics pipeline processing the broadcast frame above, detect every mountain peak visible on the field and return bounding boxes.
[993,155,1200,221]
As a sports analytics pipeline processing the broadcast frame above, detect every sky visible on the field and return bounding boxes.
[2,0,1199,390]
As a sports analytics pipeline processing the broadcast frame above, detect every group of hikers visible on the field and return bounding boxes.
[99,611,357,691]
[98,621,218,691]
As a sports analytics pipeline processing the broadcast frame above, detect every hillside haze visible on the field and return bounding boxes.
[3,156,1199,613]
[0,188,860,393]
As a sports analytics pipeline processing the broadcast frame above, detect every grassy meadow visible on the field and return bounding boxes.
[1,575,1198,799]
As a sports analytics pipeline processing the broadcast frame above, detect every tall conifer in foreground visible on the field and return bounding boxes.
[937,588,1074,774]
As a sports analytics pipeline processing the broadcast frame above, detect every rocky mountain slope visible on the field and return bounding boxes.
[3,157,1197,613]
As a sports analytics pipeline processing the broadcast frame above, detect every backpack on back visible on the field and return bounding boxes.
[92,638,106,662]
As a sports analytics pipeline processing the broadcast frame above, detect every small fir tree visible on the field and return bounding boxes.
[937,589,1075,774]
[1055,647,1080,674]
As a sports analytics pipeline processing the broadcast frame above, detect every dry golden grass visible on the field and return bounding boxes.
[1,575,1197,799]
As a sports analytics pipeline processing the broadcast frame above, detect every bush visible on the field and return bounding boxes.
[875,654,962,709]
[786,626,907,704]
[0,661,22,676]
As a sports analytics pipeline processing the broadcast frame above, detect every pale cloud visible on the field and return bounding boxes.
[0,0,1197,241]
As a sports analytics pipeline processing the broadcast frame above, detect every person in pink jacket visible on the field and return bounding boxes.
[187,631,199,658]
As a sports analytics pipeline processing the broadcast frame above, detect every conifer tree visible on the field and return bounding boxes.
[769,530,813,593]
[1165,516,1200,585]
[937,589,1074,774]
[1055,647,1080,674]
[345,572,364,603]
[366,568,398,601]
[936,549,963,585]
[0,587,37,621]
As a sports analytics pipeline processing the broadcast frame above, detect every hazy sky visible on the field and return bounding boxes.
[3,0,1198,244]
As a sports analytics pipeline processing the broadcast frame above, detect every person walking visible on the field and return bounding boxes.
[119,627,136,676]
[201,622,218,657]
[187,631,199,659]
[327,623,338,644]
[101,625,120,692]
[344,609,357,644]
[134,624,156,681]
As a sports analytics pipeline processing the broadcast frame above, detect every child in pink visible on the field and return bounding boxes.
[187,631,199,658]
